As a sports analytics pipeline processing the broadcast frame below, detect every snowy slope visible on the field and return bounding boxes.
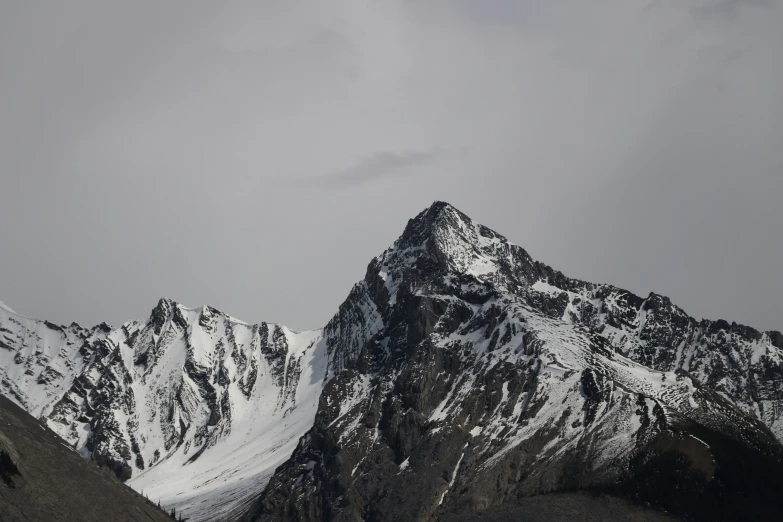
[128,328,327,520]
[0,299,326,521]
[527,279,783,440]
[0,304,110,417]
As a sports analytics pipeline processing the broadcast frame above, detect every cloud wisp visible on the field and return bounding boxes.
[313,149,442,188]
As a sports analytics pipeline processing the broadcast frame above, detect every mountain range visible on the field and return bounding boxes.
[1,202,782,521]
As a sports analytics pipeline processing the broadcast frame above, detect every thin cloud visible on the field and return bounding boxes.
[314,149,442,188]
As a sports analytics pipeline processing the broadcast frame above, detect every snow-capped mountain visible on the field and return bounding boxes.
[0,298,326,521]
[2,202,782,521]
[245,202,783,521]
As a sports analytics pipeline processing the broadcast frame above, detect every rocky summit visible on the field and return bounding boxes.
[2,202,782,521]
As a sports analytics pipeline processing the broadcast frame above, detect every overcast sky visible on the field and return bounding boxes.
[1,0,781,333]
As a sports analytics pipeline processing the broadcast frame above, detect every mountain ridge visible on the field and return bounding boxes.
[0,292,327,520]
[1,201,782,521]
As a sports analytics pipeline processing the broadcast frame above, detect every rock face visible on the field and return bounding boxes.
[0,299,326,521]
[244,202,783,522]
[0,394,174,522]
[1,202,783,522]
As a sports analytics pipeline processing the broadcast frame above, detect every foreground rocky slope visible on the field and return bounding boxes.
[1,202,782,521]
[442,492,673,522]
[0,394,173,521]
[245,202,783,522]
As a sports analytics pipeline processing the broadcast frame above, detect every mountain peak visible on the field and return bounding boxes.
[149,297,175,332]
[398,201,472,246]
[425,200,463,219]
[381,200,531,292]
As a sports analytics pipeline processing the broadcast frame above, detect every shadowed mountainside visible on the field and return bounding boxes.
[0,395,175,521]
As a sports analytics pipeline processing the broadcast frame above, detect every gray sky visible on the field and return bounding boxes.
[1,0,781,333]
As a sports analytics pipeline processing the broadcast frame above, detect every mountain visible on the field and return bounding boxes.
[243,202,783,521]
[1,202,783,521]
[0,298,326,521]
[0,393,174,521]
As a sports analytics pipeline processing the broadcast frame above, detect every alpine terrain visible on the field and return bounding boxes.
[1,202,782,521]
